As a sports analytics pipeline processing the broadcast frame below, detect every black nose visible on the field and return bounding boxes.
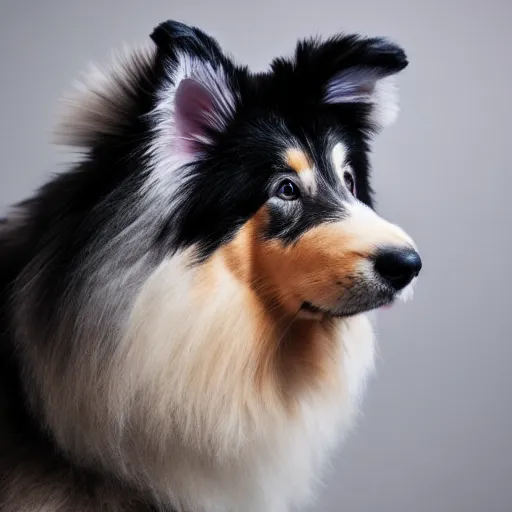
[374,247,422,290]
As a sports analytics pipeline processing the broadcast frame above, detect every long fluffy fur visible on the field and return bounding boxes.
[0,20,418,512]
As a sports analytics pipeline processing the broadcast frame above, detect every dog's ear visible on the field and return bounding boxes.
[275,35,408,131]
[322,38,407,130]
[150,20,239,158]
[150,20,224,62]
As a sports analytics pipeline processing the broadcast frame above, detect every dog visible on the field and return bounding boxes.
[0,19,421,512]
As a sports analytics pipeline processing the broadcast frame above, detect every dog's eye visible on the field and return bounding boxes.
[276,180,300,200]
[343,171,356,196]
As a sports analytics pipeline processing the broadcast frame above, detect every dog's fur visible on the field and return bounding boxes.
[0,20,420,512]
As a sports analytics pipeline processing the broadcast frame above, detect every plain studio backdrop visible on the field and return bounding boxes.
[1,1,511,511]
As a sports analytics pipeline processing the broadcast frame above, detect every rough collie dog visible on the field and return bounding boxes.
[0,20,421,512]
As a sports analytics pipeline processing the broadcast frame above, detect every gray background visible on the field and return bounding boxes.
[1,0,511,511]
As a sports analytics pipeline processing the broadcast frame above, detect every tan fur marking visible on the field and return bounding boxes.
[285,148,313,174]
[219,198,415,402]
[220,207,343,401]
[223,201,415,319]
[253,226,360,314]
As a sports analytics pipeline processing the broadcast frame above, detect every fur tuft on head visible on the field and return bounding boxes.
[54,42,157,149]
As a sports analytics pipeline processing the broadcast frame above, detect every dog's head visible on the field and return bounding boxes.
[142,21,420,319]
[56,22,420,323]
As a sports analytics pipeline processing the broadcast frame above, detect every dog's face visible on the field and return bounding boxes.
[219,140,420,320]
[142,22,421,320]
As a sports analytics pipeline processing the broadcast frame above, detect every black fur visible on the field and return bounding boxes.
[152,22,406,259]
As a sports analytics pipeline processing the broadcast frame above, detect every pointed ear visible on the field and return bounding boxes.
[150,20,239,159]
[324,37,408,130]
[150,20,224,62]
[165,61,237,157]
[292,35,408,131]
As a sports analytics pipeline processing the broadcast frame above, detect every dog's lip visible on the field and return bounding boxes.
[301,301,325,315]
[299,301,347,318]
[300,296,395,317]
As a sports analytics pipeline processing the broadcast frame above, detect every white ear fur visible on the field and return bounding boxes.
[369,75,400,129]
[324,67,400,130]
[152,54,238,159]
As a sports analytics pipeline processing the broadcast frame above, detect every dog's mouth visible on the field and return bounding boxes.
[300,301,325,314]
[299,294,396,319]
[300,301,342,318]
[297,272,418,320]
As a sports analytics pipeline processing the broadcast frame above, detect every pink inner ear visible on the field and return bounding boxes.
[174,78,215,156]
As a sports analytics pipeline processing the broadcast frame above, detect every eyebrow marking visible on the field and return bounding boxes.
[331,142,348,176]
[332,141,357,197]
[285,147,317,193]
[286,148,313,174]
